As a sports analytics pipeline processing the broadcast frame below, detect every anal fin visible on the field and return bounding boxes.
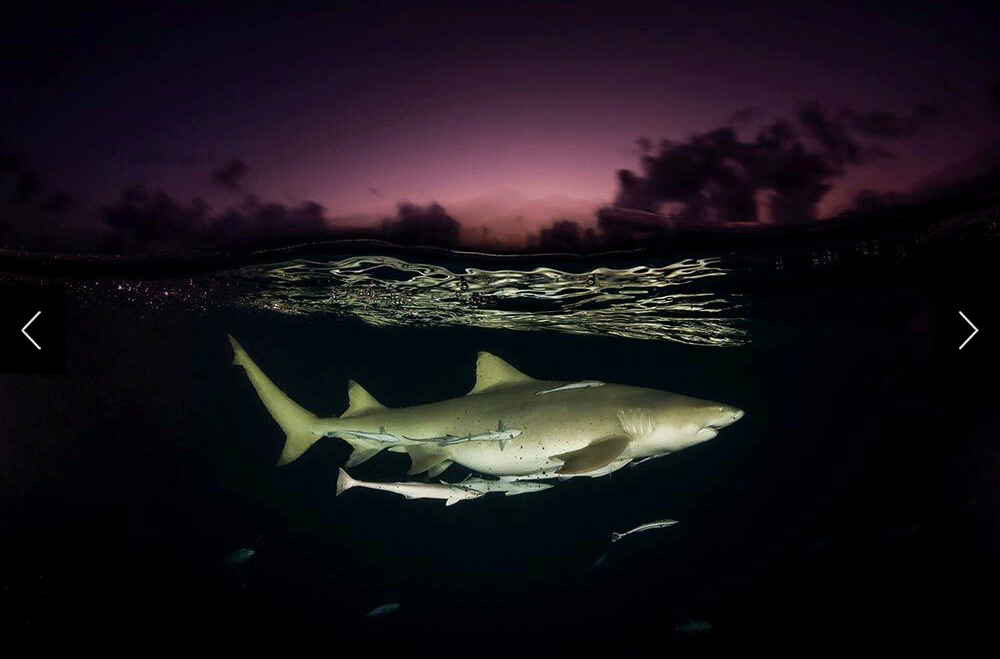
[551,435,631,475]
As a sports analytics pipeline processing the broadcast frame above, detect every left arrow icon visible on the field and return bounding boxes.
[959,311,978,350]
[22,310,41,350]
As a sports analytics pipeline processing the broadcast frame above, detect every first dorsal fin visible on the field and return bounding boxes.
[341,380,387,418]
[468,352,536,395]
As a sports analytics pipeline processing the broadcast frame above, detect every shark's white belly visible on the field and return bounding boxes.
[445,422,700,477]
[444,423,624,475]
[446,440,564,475]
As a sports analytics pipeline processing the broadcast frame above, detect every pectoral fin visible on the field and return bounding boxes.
[551,436,631,475]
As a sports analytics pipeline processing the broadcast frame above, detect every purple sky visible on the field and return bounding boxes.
[3,2,999,237]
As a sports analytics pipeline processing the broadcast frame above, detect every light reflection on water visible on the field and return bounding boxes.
[236,255,747,346]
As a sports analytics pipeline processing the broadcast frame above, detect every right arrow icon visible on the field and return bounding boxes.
[959,311,978,350]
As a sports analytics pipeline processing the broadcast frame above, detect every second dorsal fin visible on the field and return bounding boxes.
[341,380,387,418]
[468,352,536,395]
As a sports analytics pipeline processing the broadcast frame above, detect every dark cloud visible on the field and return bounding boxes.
[612,99,936,225]
[797,101,865,169]
[845,103,943,137]
[988,79,1000,121]
[0,138,76,248]
[729,107,763,125]
[381,202,461,248]
[930,76,966,102]
[368,187,382,197]
[200,196,327,245]
[0,139,42,204]
[210,159,249,190]
[616,126,765,223]
[101,187,327,249]
[537,219,598,252]
[908,139,1000,202]
[42,190,75,213]
[100,193,469,252]
[854,189,902,213]
[103,186,209,243]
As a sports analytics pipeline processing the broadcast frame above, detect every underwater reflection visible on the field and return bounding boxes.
[237,255,747,346]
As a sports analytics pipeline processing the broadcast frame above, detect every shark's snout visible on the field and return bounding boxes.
[694,406,742,443]
[705,406,744,430]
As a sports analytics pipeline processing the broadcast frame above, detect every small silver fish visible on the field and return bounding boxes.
[332,427,401,444]
[407,420,521,451]
[675,620,712,633]
[629,454,668,468]
[535,380,606,395]
[459,476,554,497]
[224,547,256,567]
[590,553,608,569]
[611,519,678,543]
[367,603,401,617]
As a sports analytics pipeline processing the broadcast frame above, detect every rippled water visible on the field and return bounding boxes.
[232,255,747,346]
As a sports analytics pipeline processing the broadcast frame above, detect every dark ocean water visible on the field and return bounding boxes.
[2,212,999,655]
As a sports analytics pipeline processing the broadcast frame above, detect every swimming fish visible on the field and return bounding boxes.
[535,380,606,395]
[457,476,554,497]
[611,519,679,543]
[674,620,712,633]
[223,547,256,567]
[367,603,401,617]
[336,468,483,506]
[228,337,743,482]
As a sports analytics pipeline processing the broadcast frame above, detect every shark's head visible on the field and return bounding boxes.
[690,402,745,443]
[622,393,744,455]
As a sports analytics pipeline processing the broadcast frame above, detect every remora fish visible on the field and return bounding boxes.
[333,427,400,443]
[367,603,401,617]
[675,620,712,633]
[406,420,522,450]
[499,457,633,481]
[458,476,554,497]
[224,547,256,567]
[611,519,679,542]
[629,454,667,468]
[228,336,744,480]
[336,468,483,506]
[536,380,605,395]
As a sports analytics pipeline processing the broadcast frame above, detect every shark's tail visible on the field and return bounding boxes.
[228,334,322,466]
[611,532,624,543]
[335,468,357,495]
[228,334,389,468]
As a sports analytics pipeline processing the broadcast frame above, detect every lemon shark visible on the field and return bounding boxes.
[227,335,744,479]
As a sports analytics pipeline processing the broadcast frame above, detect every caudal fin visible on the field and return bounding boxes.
[336,468,357,495]
[228,334,320,466]
[611,532,623,543]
